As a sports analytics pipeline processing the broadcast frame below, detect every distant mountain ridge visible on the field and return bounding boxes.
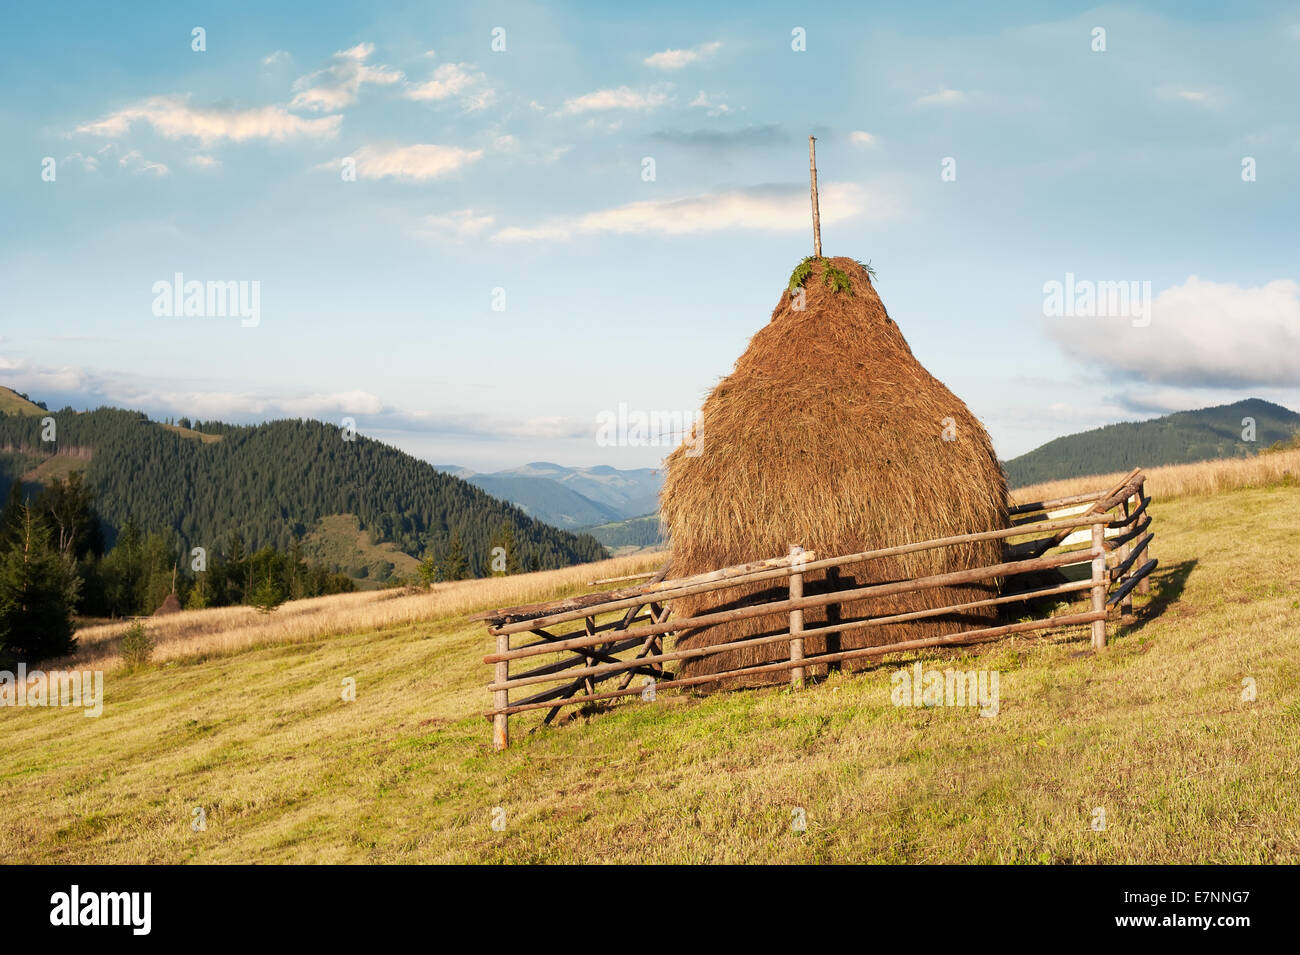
[437,461,664,530]
[1002,398,1300,487]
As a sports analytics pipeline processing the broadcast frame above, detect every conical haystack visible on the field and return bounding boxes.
[660,257,1008,685]
[152,593,182,616]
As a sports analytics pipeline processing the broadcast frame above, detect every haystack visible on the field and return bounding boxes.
[152,593,182,616]
[660,256,1008,685]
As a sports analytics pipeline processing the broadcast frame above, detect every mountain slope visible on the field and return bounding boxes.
[467,474,624,529]
[508,462,663,517]
[440,462,664,528]
[583,513,668,552]
[0,402,607,574]
[0,386,48,416]
[1002,398,1300,487]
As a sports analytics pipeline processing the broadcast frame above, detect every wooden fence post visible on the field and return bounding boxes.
[789,545,805,689]
[493,632,510,751]
[1090,522,1108,651]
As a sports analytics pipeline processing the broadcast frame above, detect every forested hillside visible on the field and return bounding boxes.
[1002,398,1300,487]
[0,406,607,575]
[584,513,667,551]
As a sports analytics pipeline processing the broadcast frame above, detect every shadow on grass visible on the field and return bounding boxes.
[1116,557,1197,638]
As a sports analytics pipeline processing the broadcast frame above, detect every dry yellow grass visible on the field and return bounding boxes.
[64,551,668,672]
[1011,448,1300,506]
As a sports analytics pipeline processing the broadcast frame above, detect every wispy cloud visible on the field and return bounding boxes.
[262,50,292,67]
[290,42,403,113]
[0,355,586,442]
[1156,86,1222,107]
[62,151,100,172]
[559,85,670,115]
[321,143,484,181]
[404,62,496,111]
[76,94,341,144]
[117,149,169,177]
[649,124,787,151]
[848,130,878,147]
[419,208,496,239]
[644,41,722,70]
[916,87,968,106]
[492,181,878,242]
[688,91,731,116]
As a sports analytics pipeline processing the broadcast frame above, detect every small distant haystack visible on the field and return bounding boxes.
[152,593,182,616]
[660,256,1008,685]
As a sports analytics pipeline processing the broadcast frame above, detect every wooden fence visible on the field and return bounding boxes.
[476,468,1157,750]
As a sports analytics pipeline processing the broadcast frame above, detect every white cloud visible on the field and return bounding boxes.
[916,87,968,106]
[0,356,92,395]
[187,154,221,170]
[848,130,878,147]
[644,41,722,70]
[421,208,496,239]
[1049,276,1300,387]
[404,62,496,111]
[688,91,731,116]
[0,355,386,421]
[118,149,169,177]
[492,181,878,242]
[1156,86,1222,107]
[0,354,588,443]
[322,143,484,181]
[76,94,341,145]
[559,86,669,115]
[62,151,99,172]
[290,42,404,112]
[262,50,292,66]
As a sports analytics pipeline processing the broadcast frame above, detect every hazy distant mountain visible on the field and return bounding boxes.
[467,475,625,528]
[1002,398,1300,487]
[438,461,663,530]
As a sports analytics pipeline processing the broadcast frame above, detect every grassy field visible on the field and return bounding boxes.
[2,479,1297,863]
[1011,446,1300,506]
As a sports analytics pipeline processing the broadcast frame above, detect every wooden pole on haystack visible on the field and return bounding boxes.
[809,135,822,257]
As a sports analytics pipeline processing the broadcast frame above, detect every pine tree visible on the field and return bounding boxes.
[442,532,468,581]
[0,504,80,665]
[502,522,522,575]
[185,572,212,610]
[249,571,284,614]
[0,480,25,552]
[416,552,439,588]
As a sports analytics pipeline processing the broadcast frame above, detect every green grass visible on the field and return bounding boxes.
[786,256,853,296]
[2,485,1298,863]
[0,386,47,416]
[300,513,420,587]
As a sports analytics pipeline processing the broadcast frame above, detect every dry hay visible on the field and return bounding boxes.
[659,257,1008,686]
[152,593,183,616]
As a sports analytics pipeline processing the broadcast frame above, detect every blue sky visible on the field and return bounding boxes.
[2,0,1297,471]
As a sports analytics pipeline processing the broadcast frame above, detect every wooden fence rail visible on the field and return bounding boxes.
[478,471,1157,750]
